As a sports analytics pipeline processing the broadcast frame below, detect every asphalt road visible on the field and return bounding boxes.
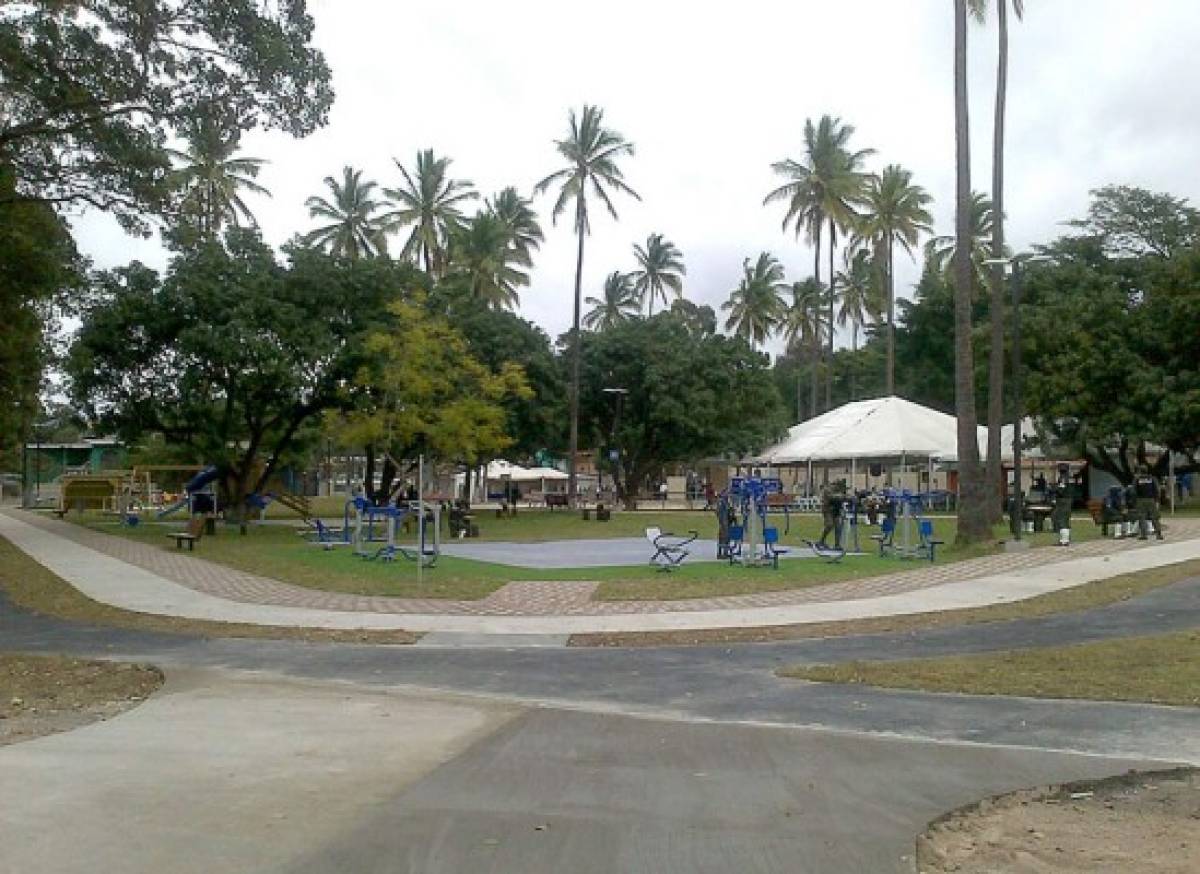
[4,579,1199,872]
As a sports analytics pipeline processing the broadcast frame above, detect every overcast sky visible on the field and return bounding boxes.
[72,0,1200,355]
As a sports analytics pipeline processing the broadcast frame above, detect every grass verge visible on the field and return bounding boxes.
[67,511,1101,602]
[0,535,421,644]
[779,627,1200,707]
[569,558,1200,647]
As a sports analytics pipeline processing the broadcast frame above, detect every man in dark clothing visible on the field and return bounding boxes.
[1133,465,1164,540]
[819,484,845,549]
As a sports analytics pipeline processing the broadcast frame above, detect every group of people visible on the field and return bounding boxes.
[1100,465,1165,540]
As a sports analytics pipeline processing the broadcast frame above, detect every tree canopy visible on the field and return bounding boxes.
[0,1,332,231]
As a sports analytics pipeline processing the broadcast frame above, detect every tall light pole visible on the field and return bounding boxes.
[984,254,1048,541]
[602,387,628,504]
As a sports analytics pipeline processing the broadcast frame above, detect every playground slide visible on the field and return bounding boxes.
[158,466,219,518]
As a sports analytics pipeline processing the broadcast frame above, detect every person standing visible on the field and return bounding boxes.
[1133,465,1164,540]
[1049,465,1073,546]
[819,484,845,549]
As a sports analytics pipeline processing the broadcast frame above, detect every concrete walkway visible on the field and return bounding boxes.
[2,509,1199,636]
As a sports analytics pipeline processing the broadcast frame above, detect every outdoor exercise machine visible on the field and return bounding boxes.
[717,476,789,569]
[871,490,943,562]
[353,497,440,567]
[645,526,698,571]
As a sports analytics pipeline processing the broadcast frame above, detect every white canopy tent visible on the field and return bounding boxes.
[455,460,568,503]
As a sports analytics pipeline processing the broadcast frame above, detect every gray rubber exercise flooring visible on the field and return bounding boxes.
[438,536,822,568]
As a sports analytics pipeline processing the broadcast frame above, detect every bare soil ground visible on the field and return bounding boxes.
[917,769,1200,873]
[1,653,163,746]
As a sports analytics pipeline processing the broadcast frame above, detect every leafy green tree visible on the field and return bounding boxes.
[1024,244,1200,481]
[952,0,989,543]
[669,298,718,338]
[488,187,544,267]
[0,1,331,231]
[722,253,787,350]
[782,278,829,421]
[445,213,528,310]
[833,249,881,399]
[630,233,686,316]
[925,191,997,295]
[0,169,82,466]
[336,297,531,501]
[1066,185,1200,259]
[853,164,933,394]
[765,115,873,409]
[167,115,270,242]
[583,272,640,331]
[302,167,388,260]
[68,232,420,524]
[578,316,787,508]
[535,105,640,506]
[383,150,478,278]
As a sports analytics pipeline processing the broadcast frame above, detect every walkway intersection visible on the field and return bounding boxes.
[2,509,1199,636]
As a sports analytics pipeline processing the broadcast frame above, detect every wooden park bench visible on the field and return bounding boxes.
[545,494,569,510]
[167,516,205,551]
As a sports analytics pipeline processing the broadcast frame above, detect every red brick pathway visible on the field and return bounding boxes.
[11,512,1198,617]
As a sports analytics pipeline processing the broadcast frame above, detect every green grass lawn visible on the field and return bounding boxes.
[70,509,1102,601]
[779,629,1200,707]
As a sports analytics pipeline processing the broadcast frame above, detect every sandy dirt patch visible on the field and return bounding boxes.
[1,652,162,745]
[918,768,1200,873]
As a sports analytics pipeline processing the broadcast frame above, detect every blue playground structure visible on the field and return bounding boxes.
[158,466,219,518]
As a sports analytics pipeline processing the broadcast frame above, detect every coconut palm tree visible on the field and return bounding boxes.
[535,104,640,506]
[833,248,881,400]
[302,166,387,259]
[972,0,1027,520]
[382,149,478,278]
[853,164,934,394]
[583,271,640,331]
[782,278,829,421]
[630,233,686,316]
[445,212,529,310]
[925,191,997,294]
[488,187,544,268]
[765,115,873,410]
[722,252,787,350]
[167,117,270,240]
[953,0,989,543]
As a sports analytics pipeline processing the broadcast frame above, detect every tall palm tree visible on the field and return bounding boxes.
[167,117,270,240]
[853,164,934,394]
[972,0,1027,521]
[953,0,989,543]
[535,105,640,506]
[782,277,829,421]
[924,191,996,293]
[446,212,529,310]
[302,166,387,259]
[382,149,478,278]
[722,252,787,350]
[833,248,881,400]
[583,271,640,331]
[630,233,686,316]
[488,187,544,268]
[765,115,873,410]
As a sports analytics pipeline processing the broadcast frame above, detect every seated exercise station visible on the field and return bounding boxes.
[305,490,441,568]
[715,475,792,568]
[870,490,944,562]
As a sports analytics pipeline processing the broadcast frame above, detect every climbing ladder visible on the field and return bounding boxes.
[269,490,312,523]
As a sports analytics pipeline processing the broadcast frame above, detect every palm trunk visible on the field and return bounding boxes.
[954,0,989,544]
[886,234,896,395]
[809,330,819,419]
[984,0,1010,524]
[567,198,586,508]
[850,321,859,400]
[827,219,836,411]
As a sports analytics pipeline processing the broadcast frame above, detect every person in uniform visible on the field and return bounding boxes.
[1049,464,1073,546]
[819,484,845,549]
[1133,464,1164,540]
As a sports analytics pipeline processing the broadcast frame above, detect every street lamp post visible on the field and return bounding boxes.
[984,254,1048,542]
[602,387,628,505]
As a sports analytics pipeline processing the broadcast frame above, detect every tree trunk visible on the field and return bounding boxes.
[954,0,990,544]
[850,321,859,400]
[567,197,586,508]
[984,0,1010,524]
[885,233,896,395]
[462,464,473,507]
[810,332,820,417]
[827,219,836,411]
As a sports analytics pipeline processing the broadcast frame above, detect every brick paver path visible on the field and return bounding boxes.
[10,511,1199,617]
